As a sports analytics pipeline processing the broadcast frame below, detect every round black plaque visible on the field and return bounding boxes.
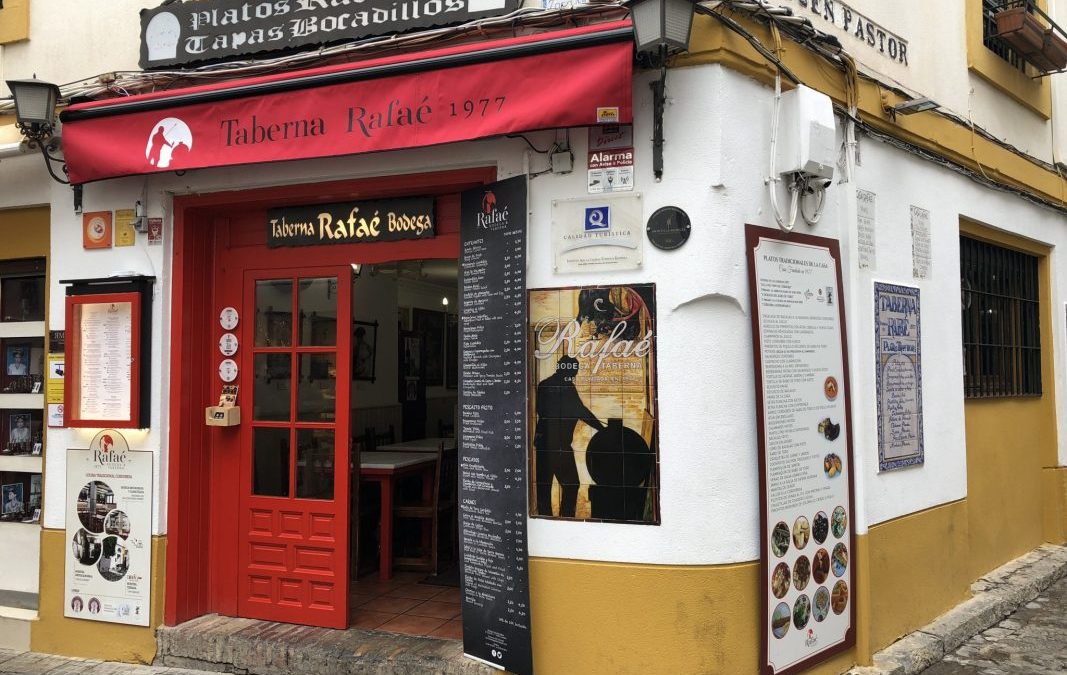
[646,206,691,250]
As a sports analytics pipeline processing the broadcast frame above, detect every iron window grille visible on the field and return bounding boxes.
[960,235,1041,398]
[983,0,1029,72]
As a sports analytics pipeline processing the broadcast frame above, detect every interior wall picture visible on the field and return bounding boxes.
[352,320,378,383]
[1,276,45,322]
[2,482,23,517]
[2,337,44,394]
[413,308,445,387]
[400,334,422,401]
[527,284,660,525]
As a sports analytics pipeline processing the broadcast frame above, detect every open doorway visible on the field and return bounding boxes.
[348,257,461,638]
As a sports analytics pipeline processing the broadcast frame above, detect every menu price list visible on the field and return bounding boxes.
[78,302,133,421]
[458,176,533,675]
[747,226,855,675]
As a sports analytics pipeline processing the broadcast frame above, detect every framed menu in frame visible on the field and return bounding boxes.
[63,277,155,429]
[745,225,856,675]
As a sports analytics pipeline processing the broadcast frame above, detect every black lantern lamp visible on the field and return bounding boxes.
[632,0,695,54]
[6,77,70,185]
[629,0,695,181]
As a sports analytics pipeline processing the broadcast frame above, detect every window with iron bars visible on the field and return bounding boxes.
[960,236,1041,398]
[983,0,1029,72]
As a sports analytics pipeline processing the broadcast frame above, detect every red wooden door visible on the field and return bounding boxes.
[237,266,351,628]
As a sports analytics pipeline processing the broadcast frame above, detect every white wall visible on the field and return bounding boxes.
[27,61,1067,568]
[0,522,39,594]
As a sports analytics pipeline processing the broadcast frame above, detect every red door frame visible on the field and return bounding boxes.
[165,166,495,627]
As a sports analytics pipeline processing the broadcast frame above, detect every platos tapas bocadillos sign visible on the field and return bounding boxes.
[267,197,434,247]
[140,0,523,69]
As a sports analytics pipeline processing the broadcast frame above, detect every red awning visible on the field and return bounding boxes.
[61,22,634,184]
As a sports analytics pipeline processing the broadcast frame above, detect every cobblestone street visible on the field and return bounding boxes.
[0,650,220,675]
[921,575,1067,675]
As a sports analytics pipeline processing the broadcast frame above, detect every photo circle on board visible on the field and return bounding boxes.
[71,528,102,566]
[771,521,791,557]
[70,596,84,613]
[772,602,791,639]
[813,586,830,622]
[824,376,839,400]
[104,509,131,539]
[792,516,810,550]
[832,506,848,538]
[793,555,811,591]
[97,535,130,582]
[77,481,114,533]
[772,562,791,599]
[793,594,811,630]
[823,453,843,478]
[88,597,101,615]
[832,580,849,615]
[832,543,849,578]
[813,511,829,544]
[812,548,830,585]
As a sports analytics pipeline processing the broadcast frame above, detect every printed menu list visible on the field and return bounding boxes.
[747,226,855,675]
[457,176,533,675]
[78,302,133,421]
[875,282,924,471]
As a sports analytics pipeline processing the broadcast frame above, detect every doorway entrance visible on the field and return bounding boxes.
[165,168,493,632]
[348,257,462,638]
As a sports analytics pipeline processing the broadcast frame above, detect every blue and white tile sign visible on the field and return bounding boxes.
[875,282,924,472]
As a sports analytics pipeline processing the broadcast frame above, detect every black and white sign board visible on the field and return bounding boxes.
[458,176,533,675]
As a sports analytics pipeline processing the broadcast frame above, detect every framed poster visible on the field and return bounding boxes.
[352,320,378,383]
[746,225,856,675]
[875,282,923,471]
[527,284,659,524]
[63,276,154,429]
[64,431,152,626]
[412,308,445,387]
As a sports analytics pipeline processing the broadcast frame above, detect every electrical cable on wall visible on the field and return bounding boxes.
[701,0,1067,215]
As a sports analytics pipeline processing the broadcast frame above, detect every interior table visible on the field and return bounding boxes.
[359,451,438,581]
[375,437,457,453]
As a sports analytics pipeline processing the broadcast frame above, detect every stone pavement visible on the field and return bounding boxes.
[849,544,1067,675]
[0,649,217,675]
[920,574,1067,675]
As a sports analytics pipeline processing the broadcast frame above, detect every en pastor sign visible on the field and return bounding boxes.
[267,197,434,247]
[140,0,522,69]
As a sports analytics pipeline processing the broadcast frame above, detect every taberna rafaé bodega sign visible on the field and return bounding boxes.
[267,196,435,248]
[140,0,523,69]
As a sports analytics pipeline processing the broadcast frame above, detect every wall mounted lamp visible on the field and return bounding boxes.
[7,77,69,185]
[885,96,939,121]
[629,0,696,181]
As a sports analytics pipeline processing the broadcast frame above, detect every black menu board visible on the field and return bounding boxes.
[458,176,533,675]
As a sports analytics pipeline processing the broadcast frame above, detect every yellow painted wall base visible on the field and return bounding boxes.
[31,529,166,664]
[530,500,974,675]
[529,557,761,674]
[865,500,971,652]
[1044,466,1067,545]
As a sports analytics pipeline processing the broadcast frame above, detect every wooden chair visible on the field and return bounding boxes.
[393,442,458,574]
[365,425,395,452]
[437,419,455,438]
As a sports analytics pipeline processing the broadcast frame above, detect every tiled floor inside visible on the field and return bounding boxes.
[349,571,463,639]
